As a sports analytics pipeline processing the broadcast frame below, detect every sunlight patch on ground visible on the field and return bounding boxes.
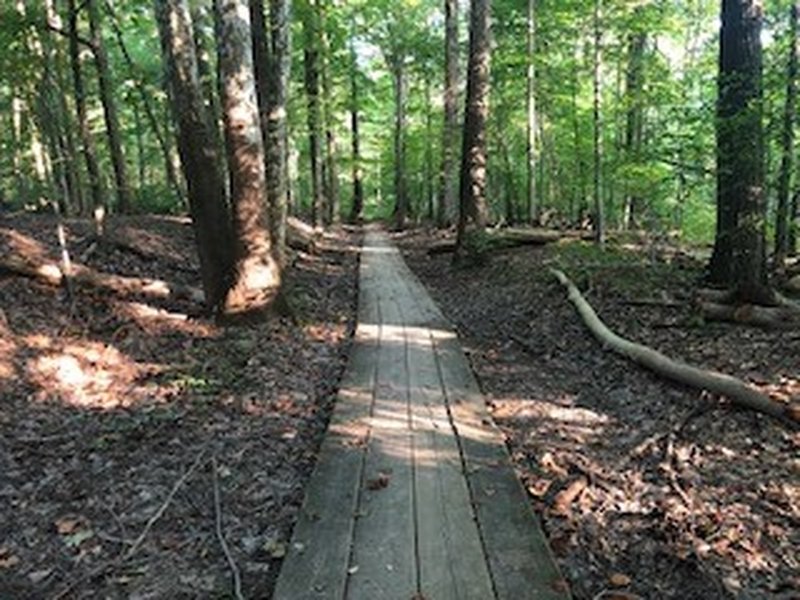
[24,339,149,409]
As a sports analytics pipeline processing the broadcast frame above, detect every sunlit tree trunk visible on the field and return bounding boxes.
[438,0,459,227]
[455,0,492,257]
[216,0,281,315]
[154,0,233,311]
[68,0,105,218]
[776,4,798,265]
[709,0,772,303]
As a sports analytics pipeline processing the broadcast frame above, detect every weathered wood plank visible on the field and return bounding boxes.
[272,246,379,600]
[434,332,570,600]
[406,320,495,600]
[346,242,417,600]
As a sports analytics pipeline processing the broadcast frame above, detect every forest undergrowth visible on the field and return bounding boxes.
[401,230,799,600]
[0,214,359,598]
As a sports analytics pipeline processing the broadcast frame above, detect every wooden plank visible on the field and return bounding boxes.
[346,241,417,600]
[273,246,379,600]
[433,332,571,600]
[406,320,496,600]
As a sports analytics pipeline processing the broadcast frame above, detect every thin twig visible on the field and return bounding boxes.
[124,447,209,560]
[212,456,245,600]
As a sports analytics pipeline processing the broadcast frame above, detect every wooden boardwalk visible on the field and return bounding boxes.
[274,231,569,600]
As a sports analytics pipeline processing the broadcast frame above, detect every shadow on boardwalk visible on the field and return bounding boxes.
[274,232,569,600]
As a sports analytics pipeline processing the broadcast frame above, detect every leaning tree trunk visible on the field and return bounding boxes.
[154,0,233,311]
[438,0,459,228]
[455,0,492,257]
[216,0,281,316]
[709,0,773,304]
[68,0,105,219]
[88,0,131,214]
[776,4,799,265]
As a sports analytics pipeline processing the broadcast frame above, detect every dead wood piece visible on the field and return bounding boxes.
[786,274,800,293]
[212,456,244,600]
[0,254,204,304]
[700,301,800,328]
[287,216,318,253]
[551,268,799,426]
[427,228,569,255]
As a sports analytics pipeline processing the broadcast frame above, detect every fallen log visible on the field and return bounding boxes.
[427,228,574,255]
[700,301,800,328]
[551,268,799,426]
[0,254,204,304]
[286,217,318,253]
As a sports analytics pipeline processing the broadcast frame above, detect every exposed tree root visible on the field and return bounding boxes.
[551,268,799,426]
[0,254,204,304]
[695,288,800,327]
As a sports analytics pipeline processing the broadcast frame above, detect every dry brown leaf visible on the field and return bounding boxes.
[366,473,391,491]
[609,572,632,587]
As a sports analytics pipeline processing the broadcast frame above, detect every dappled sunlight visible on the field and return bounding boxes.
[24,338,153,409]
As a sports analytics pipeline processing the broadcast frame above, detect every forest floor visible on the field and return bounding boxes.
[0,213,359,599]
[399,229,799,600]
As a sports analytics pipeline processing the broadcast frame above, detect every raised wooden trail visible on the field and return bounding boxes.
[274,231,568,600]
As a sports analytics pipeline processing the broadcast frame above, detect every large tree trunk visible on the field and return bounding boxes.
[154,0,233,311]
[267,0,291,260]
[302,0,325,228]
[525,0,538,224]
[776,4,799,265]
[391,57,408,230]
[708,0,773,304]
[68,0,105,218]
[592,0,605,246]
[438,0,459,228]
[216,0,281,316]
[348,28,364,223]
[87,0,131,214]
[455,0,492,256]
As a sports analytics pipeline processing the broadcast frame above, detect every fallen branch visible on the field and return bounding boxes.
[212,456,244,600]
[0,254,204,304]
[287,216,318,253]
[551,268,799,426]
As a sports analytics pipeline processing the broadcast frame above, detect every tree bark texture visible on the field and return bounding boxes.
[392,57,408,230]
[267,0,291,259]
[88,0,131,214]
[216,0,281,315]
[623,25,646,231]
[302,0,325,228]
[68,0,105,217]
[455,0,492,254]
[526,0,537,224]
[154,0,233,311]
[349,31,364,222]
[438,0,459,228]
[776,4,799,264]
[592,0,604,246]
[709,0,772,303]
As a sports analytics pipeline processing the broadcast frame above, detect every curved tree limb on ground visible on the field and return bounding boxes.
[550,268,799,426]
